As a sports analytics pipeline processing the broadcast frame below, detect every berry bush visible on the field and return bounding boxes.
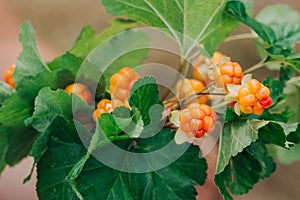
[0,0,300,199]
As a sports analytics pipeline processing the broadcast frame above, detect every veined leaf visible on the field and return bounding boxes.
[102,0,247,55]
[14,22,50,87]
[284,77,300,122]
[28,87,93,163]
[216,119,269,174]
[256,4,300,49]
[37,129,207,199]
[129,76,163,137]
[215,141,275,200]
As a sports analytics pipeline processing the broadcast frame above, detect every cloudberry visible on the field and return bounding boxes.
[193,55,211,82]
[65,83,92,104]
[110,67,140,102]
[4,64,16,89]
[237,79,272,115]
[179,103,217,138]
[93,99,113,121]
[176,79,208,104]
[218,61,243,85]
[211,51,228,66]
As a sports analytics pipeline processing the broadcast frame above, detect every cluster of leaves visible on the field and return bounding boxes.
[0,0,300,199]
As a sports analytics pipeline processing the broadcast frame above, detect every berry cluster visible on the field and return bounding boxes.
[65,83,92,104]
[237,79,272,115]
[176,78,208,104]
[179,103,217,138]
[93,99,113,121]
[110,67,140,102]
[4,64,16,88]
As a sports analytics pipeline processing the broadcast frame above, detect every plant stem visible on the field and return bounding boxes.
[244,60,265,74]
[224,33,259,43]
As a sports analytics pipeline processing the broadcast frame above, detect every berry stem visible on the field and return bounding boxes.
[224,33,259,43]
[244,60,296,74]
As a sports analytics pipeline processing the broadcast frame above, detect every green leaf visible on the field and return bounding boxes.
[102,0,246,55]
[37,129,207,199]
[5,127,38,166]
[70,19,140,57]
[216,119,269,174]
[129,76,163,137]
[0,94,32,127]
[256,4,300,49]
[14,22,50,87]
[215,141,275,200]
[0,81,14,106]
[225,1,276,45]
[76,129,207,200]
[258,122,289,148]
[37,141,86,200]
[28,87,93,164]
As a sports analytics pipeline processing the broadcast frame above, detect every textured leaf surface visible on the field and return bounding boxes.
[216,119,269,174]
[37,129,207,199]
[102,0,245,55]
[215,141,276,200]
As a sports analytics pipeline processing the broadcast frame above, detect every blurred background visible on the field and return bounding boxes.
[0,0,299,199]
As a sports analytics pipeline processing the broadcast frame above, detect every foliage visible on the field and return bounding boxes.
[0,0,299,199]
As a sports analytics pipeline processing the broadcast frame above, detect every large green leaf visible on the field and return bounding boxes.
[215,141,275,200]
[37,129,207,199]
[14,22,50,88]
[28,88,93,163]
[102,0,246,55]
[216,119,268,174]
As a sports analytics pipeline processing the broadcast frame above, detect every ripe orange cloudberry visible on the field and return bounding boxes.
[179,103,217,138]
[4,64,16,88]
[176,79,208,104]
[93,99,113,121]
[110,67,140,102]
[65,83,92,104]
[218,61,243,85]
[237,79,272,115]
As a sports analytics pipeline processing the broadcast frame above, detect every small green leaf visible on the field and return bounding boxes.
[215,141,275,199]
[14,22,50,87]
[216,119,269,174]
[129,76,163,137]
